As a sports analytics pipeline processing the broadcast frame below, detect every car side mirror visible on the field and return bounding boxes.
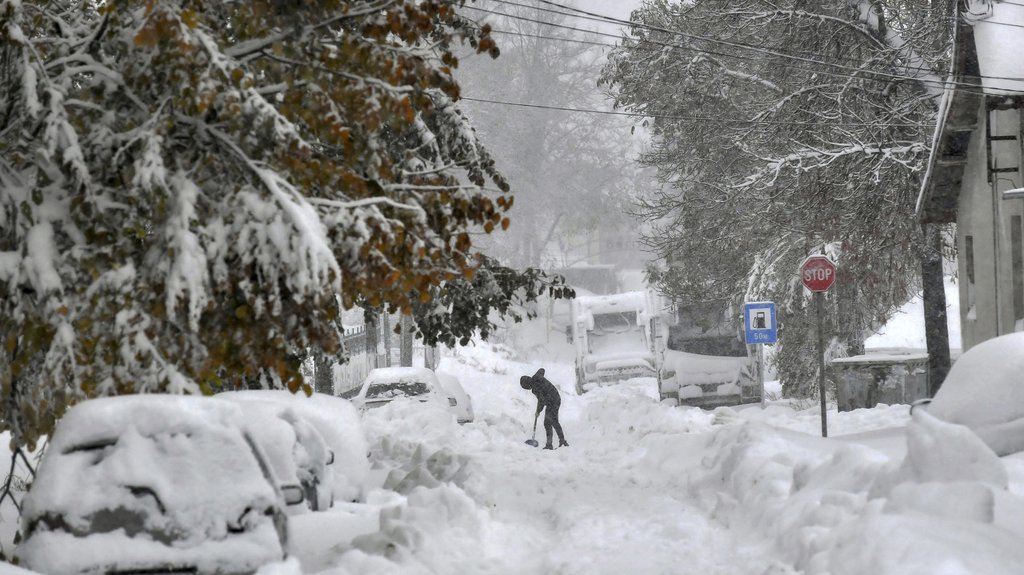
[281,484,305,506]
[326,449,335,465]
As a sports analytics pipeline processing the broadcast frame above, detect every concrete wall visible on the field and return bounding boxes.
[957,102,1024,350]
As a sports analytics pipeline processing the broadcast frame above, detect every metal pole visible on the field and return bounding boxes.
[816,291,828,438]
[758,344,765,409]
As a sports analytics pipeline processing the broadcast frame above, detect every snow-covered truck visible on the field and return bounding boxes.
[659,303,760,408]
[570,291,670,394]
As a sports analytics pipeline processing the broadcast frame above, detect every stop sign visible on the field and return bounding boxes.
[800,255,836,292]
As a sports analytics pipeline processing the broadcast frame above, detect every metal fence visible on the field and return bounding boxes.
[333,322,439,397]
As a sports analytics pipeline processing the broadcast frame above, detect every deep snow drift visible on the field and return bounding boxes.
[4,291,1022,575]
[277,340,1024,575]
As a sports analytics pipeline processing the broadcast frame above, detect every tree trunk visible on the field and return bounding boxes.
[921,222,951,394]
[313,353,333,394]
[399,314,414,367]
[365,308,379,370]
[835,267,865,357]
[381,311,392,367]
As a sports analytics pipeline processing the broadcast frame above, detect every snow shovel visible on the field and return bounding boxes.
[525,412,540,447]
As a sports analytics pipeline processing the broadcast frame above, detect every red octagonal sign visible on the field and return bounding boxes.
[800,255,837,292]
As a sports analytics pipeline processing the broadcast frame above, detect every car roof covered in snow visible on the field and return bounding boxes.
[363,367,439,386]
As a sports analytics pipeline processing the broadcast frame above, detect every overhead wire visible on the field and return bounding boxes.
[458,95,930,127]
[534,0,1024,84]
[460,1,1024,127]
[463,23,946,127]
[464,4,970,96]
[466,7,1001,113]
[476,0,1024,93]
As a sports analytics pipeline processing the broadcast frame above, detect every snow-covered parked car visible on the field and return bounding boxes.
[17,395,302,575]
[355,367,453,415]
[218,396,333,512]
[436,372,474,424]
[218,390,370,504]
[922,332,1024,456]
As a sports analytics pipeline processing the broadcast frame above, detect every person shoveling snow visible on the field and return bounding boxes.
[520,368,568,450]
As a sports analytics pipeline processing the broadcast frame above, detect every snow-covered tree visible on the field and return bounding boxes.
[0,0,528,449]
[455,0,645,268]
[602,0,952,395]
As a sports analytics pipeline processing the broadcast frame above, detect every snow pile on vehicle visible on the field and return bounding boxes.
[925,332,1024,456]
[219,390,370,503]
[17,395,284,574]
[661,349,749,395]
[363,367,438,386]
[223,400,309,497]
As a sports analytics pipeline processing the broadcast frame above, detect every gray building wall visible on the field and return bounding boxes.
[957,103,1024,350]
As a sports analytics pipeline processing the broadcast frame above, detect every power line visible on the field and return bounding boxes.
[467,4,950,92]
[464,1,1024,129]
[537,0,1024,84]
[459,95,931,128]
[480,0,1024,93]
[470,5,1002,102]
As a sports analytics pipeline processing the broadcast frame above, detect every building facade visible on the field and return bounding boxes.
[919,1,1024,350]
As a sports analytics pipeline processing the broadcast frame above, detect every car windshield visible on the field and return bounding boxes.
[366,381,429,399]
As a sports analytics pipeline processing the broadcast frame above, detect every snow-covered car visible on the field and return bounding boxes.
[16,395,302,575]
[355,367,452,414]
[923,332,1024,456]
[218,396,334,512]
[436,372,475,424]
[219,390,370,503]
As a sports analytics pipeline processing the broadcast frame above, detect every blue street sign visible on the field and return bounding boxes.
[744,302,777,345]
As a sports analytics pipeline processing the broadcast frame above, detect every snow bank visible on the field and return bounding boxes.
[678,408,1024,575]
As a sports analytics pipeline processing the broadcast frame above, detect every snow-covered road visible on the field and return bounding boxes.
[285,350,783,574]
[286,344,1024,575]
[431,389,774,575]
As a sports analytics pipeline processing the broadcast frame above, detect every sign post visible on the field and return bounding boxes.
[744,302,777,408]
[799,255,837,438]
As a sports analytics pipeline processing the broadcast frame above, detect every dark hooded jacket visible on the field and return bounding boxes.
[522,368,560,415]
